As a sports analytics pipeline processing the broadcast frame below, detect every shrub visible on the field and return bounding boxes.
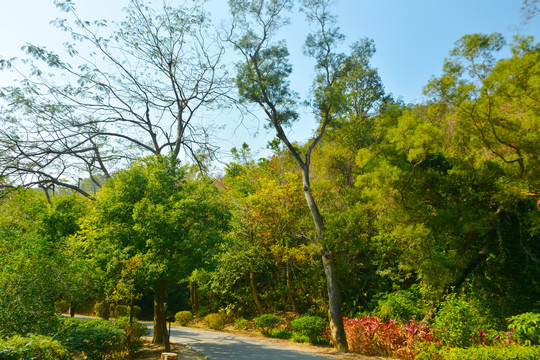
[375,286,424,321]
[343,316,438,359]
[55,317,125,360]
[114,305,129,318]
[292,333,310,343]
[234,317,249,330]
[204,313,227,330]
[113,317,148,357]
[0,334,68,360]
[269,329,293,339]
[507,312,540,346]
[93,301,111,320]
[440,344,540,360]
[175,311,194,326]
[132,305,142,318]
[431,293,492,348]
[254,314,283,336]
[291,316,327,344]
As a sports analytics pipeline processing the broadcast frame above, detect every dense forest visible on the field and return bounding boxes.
[0,0,539,359]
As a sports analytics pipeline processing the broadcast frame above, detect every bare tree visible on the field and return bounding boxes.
[0,0,231,197]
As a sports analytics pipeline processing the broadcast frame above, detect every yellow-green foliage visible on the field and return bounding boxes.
[175,311,194,326]
[204,313,227,330]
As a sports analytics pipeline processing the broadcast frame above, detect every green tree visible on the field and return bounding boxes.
[228,0,382,350]
[79,156,229,348]
[0,190,60,336]
[355,33,540,323]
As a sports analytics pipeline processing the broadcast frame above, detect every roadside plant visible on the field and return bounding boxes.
[507,312,540,346]
[0,335,68,360]
[175,311,194,326]
[204,313,227,330]
[254,314,283,336]
[291,316,328,344]
[113,316,148,357]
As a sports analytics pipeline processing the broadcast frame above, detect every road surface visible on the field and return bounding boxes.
[155,325,336,360]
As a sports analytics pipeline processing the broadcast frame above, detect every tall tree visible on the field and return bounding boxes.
[0,0,229,197]
[228,0,380,350]
[78,156,229,348]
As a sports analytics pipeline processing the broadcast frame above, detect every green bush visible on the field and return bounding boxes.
[432,294,492,347]
[269,329,293,339]
[292,332,310,343]
[507,313,540,346]
[374,286,424,321]
[204,313,227,330]
[440,345,540,360]
[132,305,142,318]
[234,317,249,330]
[290,316,327,344]
[0,334,68,360]
[93,301,110,320]
[175,311,194,326]
[254,314,283,336]
[55,317,125,360]
[114,305,129,318]
[114,317,148,356]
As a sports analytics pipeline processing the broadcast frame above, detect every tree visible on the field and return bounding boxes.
[0,0,230,197]
[209,145,316,316]
[228,0,383,350]
[78,156,229,348]
[354,33,540,324]
[0,190,62,336]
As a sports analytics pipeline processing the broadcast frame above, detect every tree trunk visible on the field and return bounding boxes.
[422,248,488,325]
[286,260,298,313]
[152,279,170,352]
[249,270,264,315]
[301,170,348,352]
[190,281,199,314]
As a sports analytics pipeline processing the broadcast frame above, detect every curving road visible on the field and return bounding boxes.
[153,325,335,360]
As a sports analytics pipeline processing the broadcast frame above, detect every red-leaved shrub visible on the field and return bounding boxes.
[339,316,438,359]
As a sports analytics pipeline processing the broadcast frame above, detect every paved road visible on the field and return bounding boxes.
[160,325,335,360]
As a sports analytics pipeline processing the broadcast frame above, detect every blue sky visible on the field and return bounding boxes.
[0,0,538,160]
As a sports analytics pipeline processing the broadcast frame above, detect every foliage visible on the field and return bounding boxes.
[374,286,425,321]
[234,317,249,330]
[0,334,68,360]
[507,313,540,346]
[342,316,438,359]
[113,316,148,356]
[175,311,194,326]
[204,314,228,330]
[79,155,229,344]
[254,314,283,335]
[114,305,129,318]
[93,302,110,320]
[268,329,293,339]
[439,345,540,360]
[0,190,61,337]
[431,294,494,348]
[54,317,125,360]
[290,316,328,344]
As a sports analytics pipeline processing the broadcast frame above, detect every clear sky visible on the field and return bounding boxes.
[0,0,538,160]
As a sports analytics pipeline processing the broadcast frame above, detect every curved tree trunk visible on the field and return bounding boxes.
[302,170,348,352]
[152,279,170,351]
